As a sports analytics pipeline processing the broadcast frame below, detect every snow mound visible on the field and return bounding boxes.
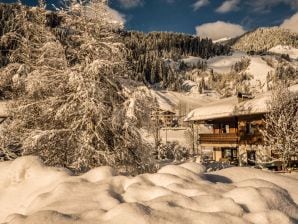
[0,156,297,224]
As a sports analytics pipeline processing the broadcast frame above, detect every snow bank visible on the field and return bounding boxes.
[0,156,297,224]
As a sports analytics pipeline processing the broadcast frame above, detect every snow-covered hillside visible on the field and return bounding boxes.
[269,45,298,60]
[207,51,247,74]
[231,27,298,52]
[0,156,297,224]
[152,90,219,112]
[245,56,274,90]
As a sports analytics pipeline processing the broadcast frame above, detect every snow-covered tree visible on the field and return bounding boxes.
[0,1,153,173]
[262,83,298,170]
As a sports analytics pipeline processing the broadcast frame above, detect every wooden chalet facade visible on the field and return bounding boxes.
[184,93,271,165]
[198,113,265,165]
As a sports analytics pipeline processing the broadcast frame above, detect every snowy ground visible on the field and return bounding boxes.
[0,156,297,224]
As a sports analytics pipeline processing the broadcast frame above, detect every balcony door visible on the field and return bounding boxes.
[222,148,238,161]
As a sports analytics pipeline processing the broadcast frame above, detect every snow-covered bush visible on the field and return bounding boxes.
[155,142,189,161]
[262,83,298,170]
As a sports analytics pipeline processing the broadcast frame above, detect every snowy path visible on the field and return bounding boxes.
[0,157,297,224]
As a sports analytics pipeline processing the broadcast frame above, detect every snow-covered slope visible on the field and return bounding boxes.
[207,51,246,74]
[0,156,297,224]
[269,45,298,60]
[152,90,219,112]
[231,27,298,52]
[245,56,274,90]
[213,37,232,44]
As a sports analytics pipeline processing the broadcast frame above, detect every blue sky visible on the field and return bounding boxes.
[110,0,297,33]
[1,0,298,39]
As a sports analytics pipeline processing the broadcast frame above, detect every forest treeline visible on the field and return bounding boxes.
[122,31,231,89]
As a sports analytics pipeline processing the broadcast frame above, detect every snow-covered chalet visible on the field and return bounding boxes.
[184,92,271,166]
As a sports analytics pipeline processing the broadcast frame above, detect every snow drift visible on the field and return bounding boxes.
[0,156,297,224]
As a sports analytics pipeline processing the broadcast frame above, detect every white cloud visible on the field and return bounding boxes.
[247,0,298,13]
[192,0,210,11]
[216,0,240,13]
[280,12,298,33]
[106,8,126,26]
[196,21,246,40]
[117,0,143,9]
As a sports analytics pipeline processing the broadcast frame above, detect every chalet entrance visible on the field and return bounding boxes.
[221,148,238,164]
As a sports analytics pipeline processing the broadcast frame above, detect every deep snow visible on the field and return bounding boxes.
[0,156,297,224]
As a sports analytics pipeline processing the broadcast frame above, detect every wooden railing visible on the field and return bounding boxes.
[199,133,264,145]
[199,133,239,145]
[239,133,264,145]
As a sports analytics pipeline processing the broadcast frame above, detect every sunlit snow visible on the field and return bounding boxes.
[0,156,297,224]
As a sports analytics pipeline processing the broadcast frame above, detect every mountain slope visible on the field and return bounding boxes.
[231,27,298,53]
[269,45,298,60]
[123,31,231,89]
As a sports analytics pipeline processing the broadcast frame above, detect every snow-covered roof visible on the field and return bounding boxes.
[185,85,298,122]
[184,92,271,122]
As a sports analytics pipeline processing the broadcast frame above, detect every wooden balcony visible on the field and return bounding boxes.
[199,133,239,145]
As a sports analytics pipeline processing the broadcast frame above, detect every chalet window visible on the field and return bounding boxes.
[225,125,230,134]
[220,124,229,134]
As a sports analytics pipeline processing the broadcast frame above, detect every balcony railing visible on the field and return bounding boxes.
[199,133,239,145]
[239,133,264,144]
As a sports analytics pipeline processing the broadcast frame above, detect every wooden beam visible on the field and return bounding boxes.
[0,117,7,124]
